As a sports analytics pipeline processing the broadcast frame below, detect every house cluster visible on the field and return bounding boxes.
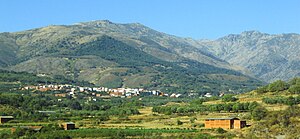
[21,84,183,100]
[109,88,142,97]
[201,92,225,98]
[22,84,75,92]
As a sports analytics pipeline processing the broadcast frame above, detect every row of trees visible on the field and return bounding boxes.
[0,93,141,122]
[153,101,260,114]
[262,96,300,106]
[2,127,198,139]
[152,101,268,121]
[256,78,300,94]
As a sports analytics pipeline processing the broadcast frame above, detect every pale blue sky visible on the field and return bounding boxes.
[0,0,299,39]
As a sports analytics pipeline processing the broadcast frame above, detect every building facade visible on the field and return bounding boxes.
[205,117,246,129]
[0,116,14,124]
[62,122,76,130]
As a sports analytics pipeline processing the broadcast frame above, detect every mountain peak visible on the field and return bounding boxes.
[219,31,266,41]
[75,20,115,27]
[240,30,265,36]
[90,20,113,24]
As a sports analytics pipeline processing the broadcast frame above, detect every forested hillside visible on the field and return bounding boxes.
[0,22,263,93]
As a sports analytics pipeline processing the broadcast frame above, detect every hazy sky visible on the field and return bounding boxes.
[1,0,299,39]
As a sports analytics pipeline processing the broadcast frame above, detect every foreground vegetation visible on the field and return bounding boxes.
[1,70,300,138]
[1,127,202,139]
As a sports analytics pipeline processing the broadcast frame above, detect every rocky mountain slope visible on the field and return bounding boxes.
[0,20,262,93]
[196,31,300,82]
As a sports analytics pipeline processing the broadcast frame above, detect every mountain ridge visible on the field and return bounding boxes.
[0,20,263,93]
[1,20,298,83]
[196,30,300,82]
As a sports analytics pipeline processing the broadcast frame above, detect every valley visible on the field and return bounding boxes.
[1,70,300,138]
[0,20,300,138]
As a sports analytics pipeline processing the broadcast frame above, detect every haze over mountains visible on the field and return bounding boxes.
[0,20,299,93]
[197,31,300,82]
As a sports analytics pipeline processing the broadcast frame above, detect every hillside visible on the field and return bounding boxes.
[0,21,263,93]
[4,20,231,69]
[0,69,92,92]
[196,31,300,82]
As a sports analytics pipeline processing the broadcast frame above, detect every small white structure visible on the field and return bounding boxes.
[175,94,182,98]
[79,87,85,92]
[204,93,212,98]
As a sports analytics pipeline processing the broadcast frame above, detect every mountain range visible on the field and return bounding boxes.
[196,31,300,82]
[0,20,298,93]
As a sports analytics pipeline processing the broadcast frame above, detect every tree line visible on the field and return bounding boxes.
[256,78,300,94]
[262,96,300,106]
[153,101,260,114]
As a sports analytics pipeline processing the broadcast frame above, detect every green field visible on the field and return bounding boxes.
[1,71,300,138]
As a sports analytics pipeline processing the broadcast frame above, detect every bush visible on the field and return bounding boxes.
[0,133,10,139]
[251,106,267,121]
[288,85,300,94]
[267,80,288,92]
[288,77,300,86]
[177,120,183,125]
[190,117,197,123]
[221,95,238,102]
[198,123,205,128]
[256,86,268,94]
[216,127,227,134]
[191,123,197,128]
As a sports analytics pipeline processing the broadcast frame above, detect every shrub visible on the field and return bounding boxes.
[198,123,205,128]
[288,85,300,94]
[221,95,238,102]
[177,120,183,125]
[251,106,267,121]
[216,127,227,134]
[256,86,268,94]
[190,117,197,123]
[267,80,288,92]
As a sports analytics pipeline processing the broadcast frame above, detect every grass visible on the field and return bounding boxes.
[0,122,54,128]
[53,128,198,138]
[75,106,248,131]
[237,91,298,111]
[0,128,10,134]
[123,74,153,87]
[3,90,298,138]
